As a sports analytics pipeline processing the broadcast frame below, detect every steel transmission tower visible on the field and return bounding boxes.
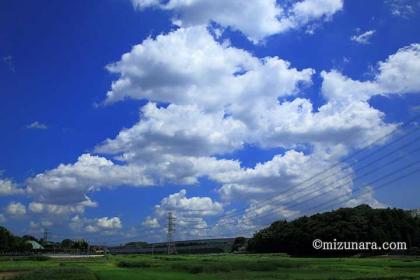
[43,228,49,243]
[167,212,177,255]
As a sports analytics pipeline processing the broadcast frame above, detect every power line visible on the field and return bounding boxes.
[186,124,420,229]
[295,165,420,221]
[106,155,420,244]
[246,157,420,227]
[72,116,420,245]
[203,121,420,223]
[175,146,420,235]
[114,137,419,243]
[226,144,420,225]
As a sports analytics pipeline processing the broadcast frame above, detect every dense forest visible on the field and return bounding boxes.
[248,205,420,256]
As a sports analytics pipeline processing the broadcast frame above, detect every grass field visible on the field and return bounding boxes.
[1,254,420,280]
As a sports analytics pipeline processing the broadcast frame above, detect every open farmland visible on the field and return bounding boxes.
[1,254,420,280]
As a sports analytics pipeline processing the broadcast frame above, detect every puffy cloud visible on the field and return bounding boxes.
[28,202,44,213]
[26,153,153,205]
[344,186,386,209]
[321,70,378,102]
[70,215,122,233]
[155,189,223,216]
[29,220,53,230]
[376,44,420,94]
[322,44,420,102]
[6,202,26,216]
[214,150,358,219]
[96,103,246,157]
[205,151,384,237]
[131,0,343,42]
[223,150,374,197]
[103,26,396,153]
[351,30,376,44]
[142,217,160,228]
[142,189,223,239]
[289,0,344,30]
[0,179,24,196]
[105,26,313,106]
[97,217,122,229]
[246,98,395,150]
[28,199,97,216]
[86,217,122,233]
[27,149,239,207]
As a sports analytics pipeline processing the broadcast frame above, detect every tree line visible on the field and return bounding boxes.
[0,226,89,253]
[247,205,420,256]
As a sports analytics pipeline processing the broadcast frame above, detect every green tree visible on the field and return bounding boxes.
[61,239,74,249]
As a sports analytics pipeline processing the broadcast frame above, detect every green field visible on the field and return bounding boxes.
[1,254,420,280]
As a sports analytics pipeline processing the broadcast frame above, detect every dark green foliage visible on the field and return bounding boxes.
[231,236,247,252]
[72,240,89,251]
[60,239,91,251]
[0,227,32,252]
[248,205,420,256]
[61,239,74,249]
[117,260,152,268]
[11,267,96,280]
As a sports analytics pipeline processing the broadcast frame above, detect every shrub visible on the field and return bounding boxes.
[117,260,152,268]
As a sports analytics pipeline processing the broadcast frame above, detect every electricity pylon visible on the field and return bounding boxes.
[43,228,49,243]
[167,212,177,255]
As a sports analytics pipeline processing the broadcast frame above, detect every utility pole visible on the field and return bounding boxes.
[43,228,49,243]
[167,212,177,255]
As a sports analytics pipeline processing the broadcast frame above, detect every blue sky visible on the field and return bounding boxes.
[1,0,420,244]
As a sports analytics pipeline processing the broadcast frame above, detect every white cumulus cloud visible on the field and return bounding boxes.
[0,179,24,196]
[322,43,420,102]
[70,215,122,234]
[105,26,314,106]
[131,0,343,42]
[6,202,26,217]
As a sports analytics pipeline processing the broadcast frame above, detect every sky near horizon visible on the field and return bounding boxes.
[1,0,420,244]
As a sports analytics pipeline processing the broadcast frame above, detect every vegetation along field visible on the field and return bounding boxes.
[1,254,420,280]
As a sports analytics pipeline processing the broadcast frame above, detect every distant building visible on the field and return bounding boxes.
[26,240,44,250]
